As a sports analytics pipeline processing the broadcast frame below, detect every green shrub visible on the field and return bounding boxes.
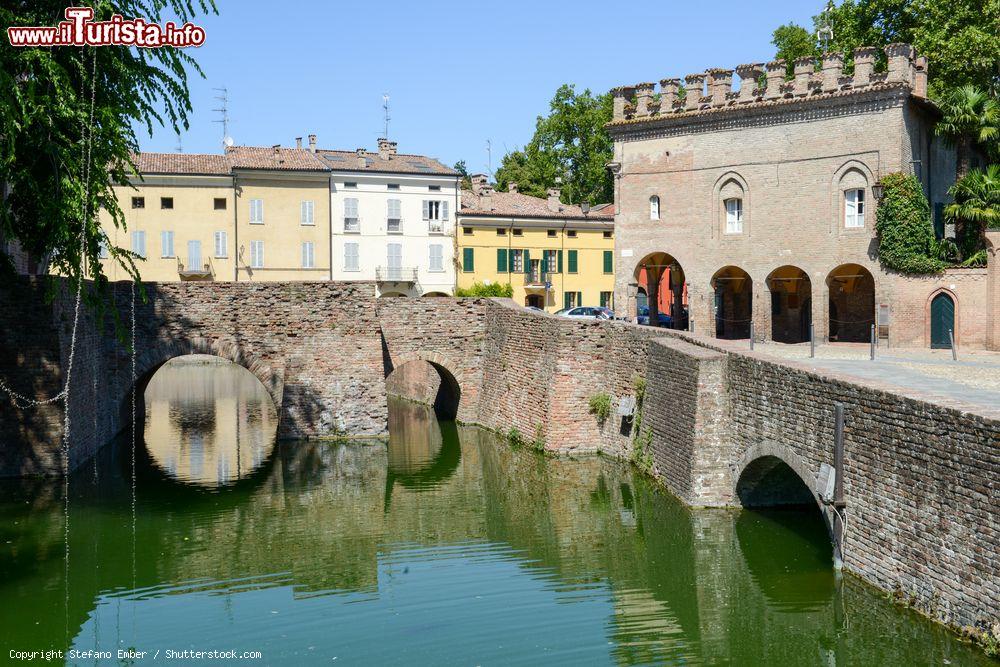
[506,427,524,448]
[455,282,514,297]
[588,392,612,424]
[875,173,949,274]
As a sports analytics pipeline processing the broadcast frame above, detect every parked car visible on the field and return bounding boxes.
[594,307,615,320]
[524,305,545,313]
[636,306,672,327]
[557,306,607,320]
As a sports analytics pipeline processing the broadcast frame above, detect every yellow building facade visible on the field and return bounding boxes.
[457,179,615,311]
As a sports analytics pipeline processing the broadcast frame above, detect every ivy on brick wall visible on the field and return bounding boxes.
[875,173,949,274]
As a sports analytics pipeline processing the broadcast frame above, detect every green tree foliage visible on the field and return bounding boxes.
[0,1,216,298]
[947,164,1000,231]
[453,160,471,190]
[494,84,613,206]
[875,173,949,273]
[773,0,1000,96]
[935,85,1000,177]
[771,23,819,78]
[454,282,514,298]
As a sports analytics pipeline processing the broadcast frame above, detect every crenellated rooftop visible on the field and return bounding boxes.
[608,44,929,127]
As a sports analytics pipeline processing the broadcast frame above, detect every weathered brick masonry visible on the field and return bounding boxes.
[0,282,995,635]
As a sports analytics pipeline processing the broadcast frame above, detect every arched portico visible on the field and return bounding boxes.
[711,266,753,339]
[633,252,688,329]
[827,264,875,343]
[767,266,812,344]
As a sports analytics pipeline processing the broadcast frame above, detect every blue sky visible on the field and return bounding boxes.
[144,0,818,171]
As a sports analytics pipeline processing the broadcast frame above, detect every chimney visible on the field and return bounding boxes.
[735,64,764,102]
[853,46,877,87]
[470,173,489,195]
[547,186,562,212]
[481,183,494,211]
[764,60,785,99]
[611,86,635,121]
[660,78,681,110]
[356,147,367,169]
[634,82,655,117]
[793,57,815,96]
[707,68,733,106]
[378,137,397,160]
[295,137,302,149]
[885,43,915,84]
[508,182,518,193]
[684,73,707,111]
[272,144,280,155]
[821,52,844,92]
[914,55,928,98]
[581,202,590,215]
[308,134,317,153]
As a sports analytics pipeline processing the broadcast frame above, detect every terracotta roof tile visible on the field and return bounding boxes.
[131,152,231,175]
[225,146,329,171]
[460,190,614,223]
[317,150,457,176]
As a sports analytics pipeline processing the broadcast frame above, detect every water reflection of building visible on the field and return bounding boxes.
[143,356,277,486]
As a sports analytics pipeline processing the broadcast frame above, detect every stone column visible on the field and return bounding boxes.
[987,231,1000,350]
[753,279,770,342]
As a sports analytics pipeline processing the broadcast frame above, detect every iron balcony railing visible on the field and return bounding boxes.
[177,255,214,279]
[524,271,551,287]
[376,266,418,282]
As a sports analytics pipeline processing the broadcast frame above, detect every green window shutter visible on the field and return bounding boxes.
[557,250,563,273]
[603,250,613,274]
[523,250,531,274]
[497,248,508,273]
[564,292,572,309]
[463,247,474,272]
[568,250,578,273]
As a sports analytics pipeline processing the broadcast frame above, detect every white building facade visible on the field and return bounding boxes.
[319,140,459,297]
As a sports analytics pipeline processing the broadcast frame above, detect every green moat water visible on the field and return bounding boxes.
[0,359,991,665]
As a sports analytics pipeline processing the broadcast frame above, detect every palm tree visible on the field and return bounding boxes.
[935,86,1000,180]
[946,164,1000,230]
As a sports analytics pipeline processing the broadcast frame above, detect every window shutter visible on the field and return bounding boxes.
[523,250,531,274]
[557,250,563,273]
[603,250,613,274]
[301,201,307,224]
[564,292,572,309]
[508,250,516,273]
[568,250,577,273]
[497,248,507,273]
[463,247,474,272]
[442,200,449,221]
[577,292,583,307]
[422,200,429,220]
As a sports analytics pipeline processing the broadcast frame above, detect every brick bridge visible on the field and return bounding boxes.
[0,278,996,635]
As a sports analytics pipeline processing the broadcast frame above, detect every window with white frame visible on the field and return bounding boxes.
[725,198,743,234]
[131,231,146,258]
[301,241,315,268]
[544,249,558,273]
[300,200,314,225]
[98,238,109,259]
[387,199,402,233]
[429,244,444,272]
[249,199,264,224]
[423,200,448,233]
[344,242,360,271]
[214,231,227,258]
[511,249,523,272]
[649,195,660,220]
[249,240,264,268]
[845,189,865,228]
[160,230,174,258]
[344,198,359,232]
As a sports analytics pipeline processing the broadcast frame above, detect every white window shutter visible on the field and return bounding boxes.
[442,200,449,221]
[422,200,429,220]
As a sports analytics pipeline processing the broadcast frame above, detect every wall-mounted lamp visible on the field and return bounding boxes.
[872,183,884,201]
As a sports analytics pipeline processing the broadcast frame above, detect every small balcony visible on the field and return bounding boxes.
[177,256,214,281]
[376,266,418,283]
[524,271,551,288]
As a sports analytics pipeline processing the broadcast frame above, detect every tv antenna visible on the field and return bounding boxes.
[175,132,183,153]
[486,139,492,175]
[817,0,835,51]
[213,87,232,148]
[382,93,391,138]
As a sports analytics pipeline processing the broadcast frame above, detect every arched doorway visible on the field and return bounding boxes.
[634,252,687,328]
[135,355,278,488]
[525,294,544,309]
[930,292,956,349]
[711,266,752,339]
[385,358,462,421]
[767,266,812,343]
[421,291,451,297]
[827,264,874,343]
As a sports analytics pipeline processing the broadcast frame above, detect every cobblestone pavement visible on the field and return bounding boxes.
[750,341,1000,413]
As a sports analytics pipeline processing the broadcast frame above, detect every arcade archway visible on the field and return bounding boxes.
[767,266,812,344]
[634,252,687,328]
[827,264,875,343]
[711,266,752,339]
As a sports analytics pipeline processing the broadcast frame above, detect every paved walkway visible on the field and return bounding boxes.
[749,342,1000,415]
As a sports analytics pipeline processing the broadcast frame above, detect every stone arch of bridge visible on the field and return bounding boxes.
[386,352,466,421]
[732,442,837,557]
[119,338,283,434]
